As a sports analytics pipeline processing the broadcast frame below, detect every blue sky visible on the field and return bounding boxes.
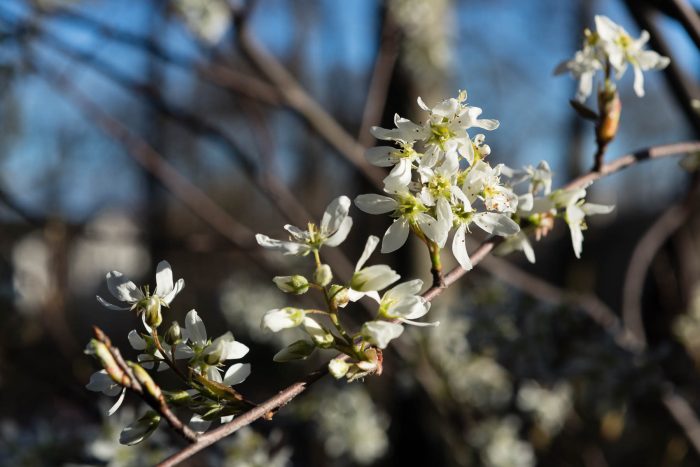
[0,0,696,221]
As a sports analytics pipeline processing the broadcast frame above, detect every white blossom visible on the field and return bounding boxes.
[256,196,353,256]
[96,260,184,312]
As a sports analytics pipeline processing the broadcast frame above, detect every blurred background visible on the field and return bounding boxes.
[1,0,700,465]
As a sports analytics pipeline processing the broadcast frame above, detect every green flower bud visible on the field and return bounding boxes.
[328,285,349,308]
[142,296,162,328]
[328,357,350,379]
[273,275,309,294]
[164,321,182,345]
[313,264,333,287]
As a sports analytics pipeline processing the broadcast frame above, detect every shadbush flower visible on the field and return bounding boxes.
[256,196,352,255]
[96,261,184,318]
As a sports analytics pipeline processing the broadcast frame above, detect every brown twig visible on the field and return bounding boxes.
[622,174,700,347]
[232,9,386,190]
[157,368,326,467]
[357,12,400,148]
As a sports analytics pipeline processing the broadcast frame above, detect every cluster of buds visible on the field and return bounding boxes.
[87,262,253,443]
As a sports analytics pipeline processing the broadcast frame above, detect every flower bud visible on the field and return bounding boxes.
[328,285,349,308]
[142,296,162,328]
[313,264,333,287]
[164,321,182,345]
[328,357,350,379]
[303,317,334,348]
[261,307,305,332]
[273,275,309,294]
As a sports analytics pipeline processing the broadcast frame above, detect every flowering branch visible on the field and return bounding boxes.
[157,139,700,466]
[90,326,198,443]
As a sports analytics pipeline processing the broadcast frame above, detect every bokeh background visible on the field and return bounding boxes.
[1,0,700,465]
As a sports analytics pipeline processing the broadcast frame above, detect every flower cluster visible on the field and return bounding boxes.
[495,165,614,262]
[256,198,436,381]
[355,91,520,271]
[86,261,253,444]
[555,15,669,101]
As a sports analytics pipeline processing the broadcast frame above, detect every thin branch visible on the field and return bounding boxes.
[232,10,386,190]
[158,140,700,466]
[26,55,257,252]
[44,4,281,105]
[157,368,327,467]
[622,174,700,346]
[357,11,400,148]
[93,326,198,443]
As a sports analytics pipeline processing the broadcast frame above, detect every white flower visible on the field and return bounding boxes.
[261,307,306,332]
[378,279,437,327]
[494,231,536,264]
[86,370,127,416]
[256,196,353,255]
[450,196,520,271]
[595,15,670,97]
[348,236,400,302]
[96,260,184,312]
[127,330,190,372]
[361,321,405,349]
[183,309,251,383]
[550,187,614,258]
[355,188,443,253]
[370,113,429,143]
[554,39,602,102]
[462,161,518,214]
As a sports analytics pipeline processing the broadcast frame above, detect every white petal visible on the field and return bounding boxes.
[366,146,397,167]
[324,217,353,247]
[106,271,143,303]
[162,278,185,305]
[354,194,397,215]
[222,340,250,360]
[416,213,446,246]
[189,414,211,434]
[320,196,351,237]
[381,218,410,253]
[633,64,645,97]
[582,203,615,216]
[356,235,380,271]
[474,213,520,236]
[108,388,127,416]
[185,309,207,345]
[361,321,404,349]
[128,330,146,350]
[352,264,400,291]
[255,234,310,256]
[385,279,423,300]
[119,411,160,444]
[223,363,251,386]
[96,295,130,311]
[451,225,473,271]
[154,261,174,297]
